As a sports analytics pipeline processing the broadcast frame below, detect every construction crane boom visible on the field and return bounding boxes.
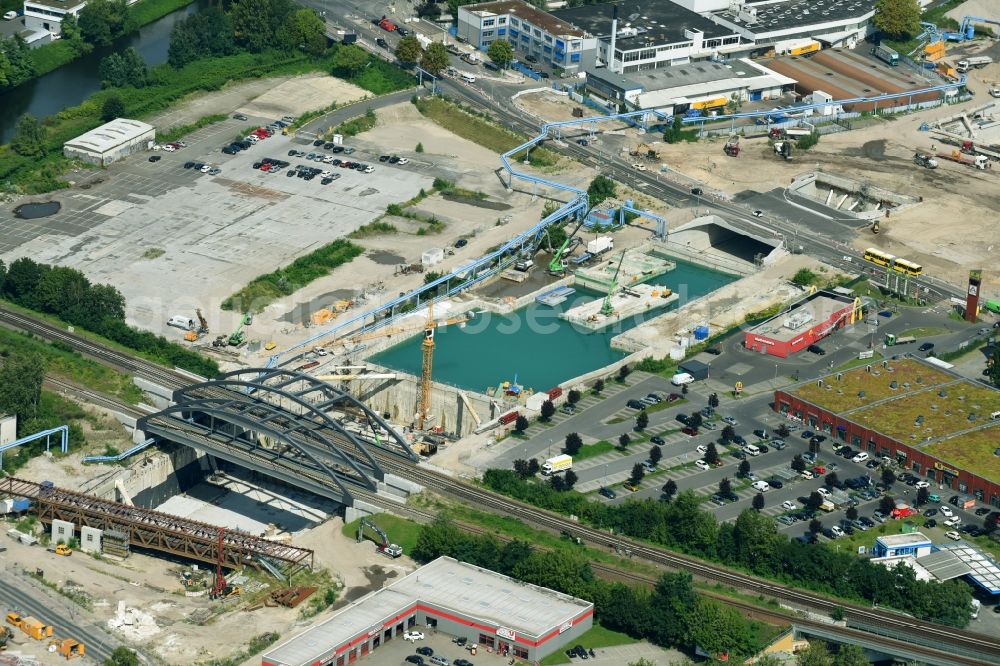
[548,214,589,273]
[358,518,403,557]
[417,302,436,430]
[600,252,627,317]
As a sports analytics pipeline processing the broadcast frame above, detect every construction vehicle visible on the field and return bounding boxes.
[14,616,53,641]
[885,333,917,346]
[957,56,992,72]
[959,140,1000,161]
[51,637,85,659]
[0,625,12,650]
[774,141,793,161]
[629,142,660,160]
[184,309,210,342]
[357,518,403,557]
[600,252,626,317]
[986,299,1000,315]
[723,135,740,157]
[47,544,71,556]
[213,312,251,348]
[871,43,900,66]
[913,153,939,168]
[871,219,880,235]
[936,150,990,169]
[548,217,588,274]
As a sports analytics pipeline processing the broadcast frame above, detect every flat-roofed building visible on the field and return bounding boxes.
[63,118,155,166]
[22,0,85,36]
[744,290,859,358]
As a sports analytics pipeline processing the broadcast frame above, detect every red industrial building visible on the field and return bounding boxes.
[773,358,1000,508]
[744,290,859,358]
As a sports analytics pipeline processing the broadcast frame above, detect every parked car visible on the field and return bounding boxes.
[681,426,699,436]
[695,460,711,471]
[417,647,434,656]
[405,657,424,665]
[807,344,826,355]
[772,439,786,450]
[781,500,796,511]
[752,480,771,492]
[651,436,665,445]
[404,632,425,642]
[767,477,784,489]
[705,347,721,355]
[598,487,617,499]
[945,530,962,541]
[723,416,738,426]
[919,342,935,352]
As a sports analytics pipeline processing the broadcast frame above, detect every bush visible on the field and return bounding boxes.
[796,132,820,150]
[222,239,363,312]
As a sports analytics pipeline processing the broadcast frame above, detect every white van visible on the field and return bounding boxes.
[743,443,761,457]
[460,73,477,83]
[167,315,195,330]
[991,410,1000,420]
[671,372,695,386]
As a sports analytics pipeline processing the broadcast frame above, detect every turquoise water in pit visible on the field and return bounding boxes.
[371,257,737,392]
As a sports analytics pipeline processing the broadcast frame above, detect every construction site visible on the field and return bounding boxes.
[2,4,1000,662]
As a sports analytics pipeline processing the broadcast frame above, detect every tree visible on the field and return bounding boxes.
[874,0,921,39]
[718,477,732,496]
[881,468,896,487]
[101,94,126,121]
[593,378,605,394]
[395,35,423,65]
[636,410,649,430]
[688,412,703,429]
[825,472,839,488]
[649,445,662,465]
[104,647,141,666]
[99,47,147,88]
[527,458,540,476]
[664,115,684,144]
[661,479,677,502]
[686,597,757,659]
[420,42,449,75]
[0,352,44,424]
[797,641,833,666]
[879,495,897,515]
[721,425,735,442]
[563,470,578,490]
[618,433,631,449]
[738,459,751,478]
[846,506,859,521]
[806,491,823,511]
[487,39,514,69]
[776,423,790,438]
[708,392,719,408]
[79,0,133,46]
[791,454,806,473]
[989,344,1000,388]
[752,493,765,511]
[549,475,565,491]
[563,432,583,456]
[229,0,293,52]
[617,363,630,382]
[540,399,555,421]
[916,487,929,506]
[415,142,424,153]
[332,44,370,77]
[514,415,529,433]
[11,113,46,158]
[629,463,644,486]
[587,175,616,207]
[832,644,868,666]
[277,8,326,55]
[809,517,822,534]
[704,443,719,465]
[567,389,581,405]
[513,459,530,478]
[792,268,817,287]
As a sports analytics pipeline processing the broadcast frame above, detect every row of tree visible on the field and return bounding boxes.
[411,518,764,659]
[481,469,974,626]
[0,36,35,92]
[0,258,218,377]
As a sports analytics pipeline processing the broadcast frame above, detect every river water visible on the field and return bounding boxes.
[0,0,207,143]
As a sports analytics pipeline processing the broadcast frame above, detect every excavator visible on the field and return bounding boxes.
[547,216,589,274]
[357,518,402,558]
[213,312,251,348]
[184,309,209,342]
[629,142,660,160]
[600,252,627,317]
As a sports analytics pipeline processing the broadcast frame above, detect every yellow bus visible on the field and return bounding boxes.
[892,258,922,276]
[863,248,894,267]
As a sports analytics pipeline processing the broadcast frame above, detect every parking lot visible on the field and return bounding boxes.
[366,629,492,666]
[0,114,434,335]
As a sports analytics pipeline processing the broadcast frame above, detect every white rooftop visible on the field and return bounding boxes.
[877,532,932,547]
[64,118,154,153]
[263,557,593,666]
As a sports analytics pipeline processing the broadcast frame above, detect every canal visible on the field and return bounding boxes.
[372,257,738,393]
[0,0,206,143]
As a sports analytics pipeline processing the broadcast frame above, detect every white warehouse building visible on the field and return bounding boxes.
[22,0,86,37]
[63,118,156,166]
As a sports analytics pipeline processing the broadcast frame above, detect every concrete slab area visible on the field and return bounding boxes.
[561,283,678,330]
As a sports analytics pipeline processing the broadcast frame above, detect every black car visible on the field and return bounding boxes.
[379,155,390,162]
[733,435,747,446]
[148,155,161,162]
[758,444,769,453]
[676,414,690,425]
[767,477,784,489]
[396,26,408,36]
[651,436,665,445]
[416,647,434,657]
[313,139,324,146]
[705,346,721,355]
[321,177,333,185]
[455,239,469,248]
[389,155,401,163]
[822,528,837,539]
[919,342,934,352]
[183,161,195,169]
[376,37,389,48]
[976,507,991,516]
[332,145,344,153]
[324,142,335,150]
[193,162,205,170]
[286,170,296,177]
[691,187,704,195]
[598,487,617,500]
[455,660,473,666]
[949,495,960,505]
[731,450,747,460]
[924,519,937,528]
[453,637,467,646]
[807,344,826,355]
[405,657,424,665]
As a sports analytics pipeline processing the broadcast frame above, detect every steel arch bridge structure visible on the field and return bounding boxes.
[138,368,417,507]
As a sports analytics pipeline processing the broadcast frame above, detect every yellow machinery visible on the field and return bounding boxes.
[630,142,660,160]
[52,638,85,659]
[184,308,209,342]
[417,303,436,431]
[49,544,71,556]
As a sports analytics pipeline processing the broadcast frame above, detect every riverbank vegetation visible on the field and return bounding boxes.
[0,0,415,194]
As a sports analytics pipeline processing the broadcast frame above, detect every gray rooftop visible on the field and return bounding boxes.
[917,549,972,581]
[719,0,875,33]
[877,533,932,548]
[262,557,593,666]
[748,293,854,343]
[587,59,776,94]
[933,543,1000,593]
[554,0,734,49]
[64,118,154,153]
[23,0,86,11]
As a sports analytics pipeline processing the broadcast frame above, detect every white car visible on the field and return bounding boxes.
[723,416,738,426]
[320,170,332,178]
[830,526,845,538]
[945,530,962,541]
[852,452,869,463]
[403,632,425,642]
[632,163,647,171]
[3,10,18,20]
[314,347,328,356]
[695,460,711,471]
[200,164,211,173]
[915,481,930,489]
[397,157,409,165]
[781,500,796,511]
[162,144,176,152]
[751,480,771,492]
[323,155,335,163]
[696,444,708,454]
[944,516,962,527]
[800,470,815,480]
[940,506,954,517]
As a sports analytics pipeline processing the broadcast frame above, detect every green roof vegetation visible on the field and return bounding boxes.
[924,426,1000,486]
[852,383,1000,443]
[791,359,953,413]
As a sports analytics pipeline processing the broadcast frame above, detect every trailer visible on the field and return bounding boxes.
[957,56,993,72]
[541,454,572,476]
[885,333,916,346]
[937,150,991,169]
[871,44,900,66]
[960,140,1000,161]
[587,236,614,255]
